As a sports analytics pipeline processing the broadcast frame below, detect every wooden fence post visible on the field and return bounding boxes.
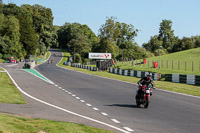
[185,61,187,71]
[192,62,194,72]
[167,60,168,69]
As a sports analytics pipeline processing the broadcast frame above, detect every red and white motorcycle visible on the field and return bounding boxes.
[135,85,152,108]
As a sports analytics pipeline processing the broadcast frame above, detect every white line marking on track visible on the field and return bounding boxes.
[101,112,108,116]
[76,97,80,99]
[86,104,92,107]
[111,119,120,124]
[55,84,58,87]
[4,68,131,133]
[80,100,85,103]
[123,127,134,132]
[68,92,72,94]
[72,94,76,97]
[59,87,62,89]
[93,108,99,111]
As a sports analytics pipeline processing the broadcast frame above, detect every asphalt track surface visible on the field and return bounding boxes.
[1,50,200,133]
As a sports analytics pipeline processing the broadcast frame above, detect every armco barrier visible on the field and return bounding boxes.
[109,68,161,81]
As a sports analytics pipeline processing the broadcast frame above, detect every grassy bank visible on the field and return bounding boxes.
[37,51,51,64]
[0,113,113,133]
[116,47,200,75]
[58,51,200,97]
[0,72,26,104]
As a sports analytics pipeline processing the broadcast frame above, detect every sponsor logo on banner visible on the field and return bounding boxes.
[89,53,112,59]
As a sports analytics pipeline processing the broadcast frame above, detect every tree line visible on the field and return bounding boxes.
[57,17,150,63]
[143,19,200,56]
[58,17,200,63]
[1,2,200,63]
[0,3,56,60]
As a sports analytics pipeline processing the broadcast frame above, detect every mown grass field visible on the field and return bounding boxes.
[58,51,200,97]
[116,47,200,75]
[0,113,113,133]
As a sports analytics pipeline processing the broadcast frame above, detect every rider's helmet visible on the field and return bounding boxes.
[146,73,152,80]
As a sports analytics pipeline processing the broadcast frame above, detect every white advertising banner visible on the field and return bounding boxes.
[89,53,112,59]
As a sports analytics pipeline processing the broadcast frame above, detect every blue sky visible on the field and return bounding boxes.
[4,0,200,46]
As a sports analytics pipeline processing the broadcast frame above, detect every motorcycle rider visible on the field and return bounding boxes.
[136,73,155,99]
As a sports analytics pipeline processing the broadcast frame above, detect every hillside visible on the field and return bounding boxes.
[116,47,200,75]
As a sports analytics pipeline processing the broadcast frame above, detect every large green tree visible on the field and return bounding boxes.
[97,17,138,59]
[57,22,96,63]
[19,15,38,57]
[57,22,96,51]
[158,19,177,52]
[21,4,55,55]
[0,13,23,58]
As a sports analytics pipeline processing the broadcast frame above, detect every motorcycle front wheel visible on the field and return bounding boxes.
[144,96,149,108]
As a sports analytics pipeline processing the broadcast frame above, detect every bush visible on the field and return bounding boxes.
[0,53,2,59]
[154,48,168,56]
[73,53,82,63]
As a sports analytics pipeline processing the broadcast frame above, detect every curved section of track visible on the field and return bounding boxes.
[36,50,200,133]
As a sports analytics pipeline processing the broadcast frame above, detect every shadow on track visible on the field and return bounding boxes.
[106,104,139,108]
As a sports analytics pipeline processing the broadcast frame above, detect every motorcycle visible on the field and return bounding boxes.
[135,85,152,108]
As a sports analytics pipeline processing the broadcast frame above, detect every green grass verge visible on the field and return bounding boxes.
[0,67,4,71]
[0,72,26,104]
[0,59,5,63]
[58,51,200,97]
[116,47,200,75]
[37,51,51,64]
[0,113,113,133]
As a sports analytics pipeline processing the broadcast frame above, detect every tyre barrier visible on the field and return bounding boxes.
[109,68,200,85]
[109,68,161,81]
[164,74,200,85]
[71,63,97,71]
